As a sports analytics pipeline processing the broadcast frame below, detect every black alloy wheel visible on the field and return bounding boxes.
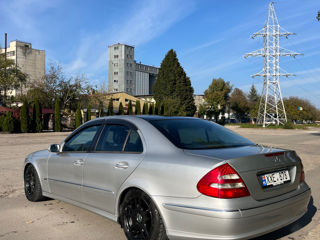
[120,190,168,240]
[24,165,44,202]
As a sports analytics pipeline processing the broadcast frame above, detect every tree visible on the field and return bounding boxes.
[0,114,5,131]
[75,104,82,128]
[98,101,104,117]
[127,100,133,115]
[34,99,42,133]
[284,97,318,122]
[108,99,114,116]
[20,99,29,133]
[54,98,61,132]
[198,103,208,119]
[142,103,148,114]
[230,88,250,122]
[154,102,160,115]
[27,63,90,110]
[204,78,232,121]
[153,49,196,116]
[164,98,182,116]
[0,55,27,105]
[148,104,154,115]
[160,103,165,115]
[86,104,91,122]
[247,84,260,122]
[118,102,124,115]
[135,100,141,115]
[3,112,15,133]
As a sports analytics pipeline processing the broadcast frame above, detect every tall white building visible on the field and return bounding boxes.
[108,43,158,96]
[0,40,45,96]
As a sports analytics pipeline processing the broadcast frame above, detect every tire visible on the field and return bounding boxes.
[24,165,44,202]
[120,189,168,240]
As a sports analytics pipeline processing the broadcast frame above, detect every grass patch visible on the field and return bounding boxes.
[225,123,320,129]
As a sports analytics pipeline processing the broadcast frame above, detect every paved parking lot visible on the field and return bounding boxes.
[0,127,319,240]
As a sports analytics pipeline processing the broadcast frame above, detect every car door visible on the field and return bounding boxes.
[48,125,101,202]
[83,123,144,214]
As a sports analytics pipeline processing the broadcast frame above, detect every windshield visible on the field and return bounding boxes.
[149,118,254,150]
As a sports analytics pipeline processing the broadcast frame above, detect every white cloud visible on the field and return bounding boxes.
[65,0,196,84]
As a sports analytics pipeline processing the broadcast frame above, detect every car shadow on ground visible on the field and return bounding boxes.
[310,132,320,136]
[252,196,317,240]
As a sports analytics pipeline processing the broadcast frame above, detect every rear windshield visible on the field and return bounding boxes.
[149,119,254,150]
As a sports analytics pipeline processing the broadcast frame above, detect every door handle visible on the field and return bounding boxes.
[114,161,129,169]
[73,159,84,166]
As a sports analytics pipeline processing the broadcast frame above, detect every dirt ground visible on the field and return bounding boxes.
[0,127,319,240]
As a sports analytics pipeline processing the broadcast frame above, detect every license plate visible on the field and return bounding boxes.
[261,170,290,187]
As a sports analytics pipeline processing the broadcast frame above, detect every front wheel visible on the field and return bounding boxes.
[120,189,168,240]
[24,165,44,202]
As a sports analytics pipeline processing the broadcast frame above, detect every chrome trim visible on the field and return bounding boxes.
[163,203,238,213]
[48,178,114,194]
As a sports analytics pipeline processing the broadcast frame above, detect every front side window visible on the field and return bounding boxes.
[63,125,100,152]
[96,125,130,152]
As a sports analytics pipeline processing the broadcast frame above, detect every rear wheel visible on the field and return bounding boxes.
[120,189,168,240]
[24,165,44,202]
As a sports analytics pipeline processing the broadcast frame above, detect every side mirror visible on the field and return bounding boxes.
[49,144,60,153]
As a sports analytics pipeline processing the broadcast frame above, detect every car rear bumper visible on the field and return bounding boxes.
[154,186,311,240]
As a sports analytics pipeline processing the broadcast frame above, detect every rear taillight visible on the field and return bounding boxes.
[300,162,305,183]
[197,163,250,199]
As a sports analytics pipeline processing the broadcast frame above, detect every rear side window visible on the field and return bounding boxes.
[124,130,143,153]
[96,125,130,152]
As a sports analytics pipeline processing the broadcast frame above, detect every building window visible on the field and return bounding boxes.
[130,63,132,67]
[114,88,118,92]
[114,46,119,50]
[5,51,15,57]
[126,89,129,93]
[114,79,118,83]
[114,72,118,75]
[114,55,119,59]
[114,63,118,67]
[130,88,132,92]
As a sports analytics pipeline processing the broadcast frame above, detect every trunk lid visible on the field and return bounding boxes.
[184,145,302,200]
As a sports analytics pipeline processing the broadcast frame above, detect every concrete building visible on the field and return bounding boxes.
[0,40,45,96]
[108,43,158,96]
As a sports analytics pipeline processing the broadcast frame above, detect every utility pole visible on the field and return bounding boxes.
[245,2,302,127]
[4,33,8,103]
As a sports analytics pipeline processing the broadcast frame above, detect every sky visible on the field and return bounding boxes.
[1,0,319,107]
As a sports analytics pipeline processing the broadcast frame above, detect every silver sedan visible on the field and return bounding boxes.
[24,116,311,240]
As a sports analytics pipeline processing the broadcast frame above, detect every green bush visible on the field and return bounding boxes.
[283,121,295,129]
[3,112,15,133]
[118,102,124,115]
[35,99,42,133]
[135,100,141,115]
[0,114,5,131]
[54,98,61,132]
[20,99,29,133]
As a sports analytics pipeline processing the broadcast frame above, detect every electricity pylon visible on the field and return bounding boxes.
[245,2,302,127]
